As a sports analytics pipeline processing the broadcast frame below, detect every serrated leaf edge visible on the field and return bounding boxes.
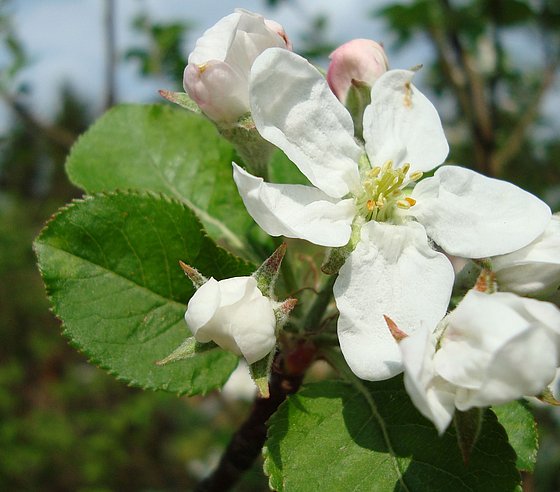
[33,190,250,396]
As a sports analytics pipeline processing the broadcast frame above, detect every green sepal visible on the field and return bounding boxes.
[345,81,372,142]
[156,336,220,366]
[454,407,484,464]
[158,90,202,113]
[219,114,275,178]
[249,350,276,398]
[537,386,560,406]
[253,243,287,298]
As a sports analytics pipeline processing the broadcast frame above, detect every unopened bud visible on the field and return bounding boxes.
[327,39,389,104]
[183,10,291,124]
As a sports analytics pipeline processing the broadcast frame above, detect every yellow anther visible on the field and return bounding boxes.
[366,199,376,211]
[401,163,411,175]
[405,197,416,207]
[409,171,423,182]
[198,63,208,74]
[382,160,393,173]
[369,167,381,177]
[397,200,410,209]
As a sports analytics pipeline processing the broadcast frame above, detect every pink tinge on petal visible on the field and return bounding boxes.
[327,39,389,103]
[183,61,248,122]
[263,18,293,50]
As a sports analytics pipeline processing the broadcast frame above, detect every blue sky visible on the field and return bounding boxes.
[1,0,557,136]
[0,0,434,131]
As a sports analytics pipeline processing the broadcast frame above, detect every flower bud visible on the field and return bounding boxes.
[184,10,291,124]
[185,276,276,364]
[327,39,389,104]
[492,214,560,298]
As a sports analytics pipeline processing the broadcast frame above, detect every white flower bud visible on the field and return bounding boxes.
[398,290,560,434]
[492,215,560,297]
[183,10,291,123]
[185,276,276,364]
[327,38,389,104]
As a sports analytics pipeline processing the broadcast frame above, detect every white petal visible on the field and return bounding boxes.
[249,48,361,198]
[215,276,254,306]
[185,277,221,341]
[188,12,242,65]
[363,69,449,173]
[493,215,560,297]
[435,291,560,409]
[232,295,277,364]
[411,166,551,258]
[233,164,355,247]
[184,61,249,122]
[334,221,454,381]
[189,11,284,68]
[400,330,456,434]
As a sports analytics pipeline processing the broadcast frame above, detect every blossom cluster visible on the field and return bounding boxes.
[177,9,560,433]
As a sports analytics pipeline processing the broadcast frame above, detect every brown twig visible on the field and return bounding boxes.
[194,353,307,492]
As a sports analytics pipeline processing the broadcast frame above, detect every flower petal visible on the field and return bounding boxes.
[233,164,355,247]
[400,330,456,434]
[185,277,221,341]
[184,61,249,122]
[435,291,560,409]
[363,69,449,173]
[249,48,361,198]
[232,295,277,364]
[334,221,454,381]
[493,215,560,297]
[411,166,551,258]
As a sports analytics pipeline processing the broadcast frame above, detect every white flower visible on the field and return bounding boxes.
[327,38,389,104]
[492,214,560,297]
[399,290,560,433]
[232,48,551,381]
[183,10,290,123]
[185,276,276,364]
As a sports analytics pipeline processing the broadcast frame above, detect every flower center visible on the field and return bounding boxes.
[357,160,422,222]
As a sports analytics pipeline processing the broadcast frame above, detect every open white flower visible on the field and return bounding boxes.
[185,276,276,364]
[233,48,551,381]
[492,214,560,298]
[183,10,290,123]
[399,290,560,433]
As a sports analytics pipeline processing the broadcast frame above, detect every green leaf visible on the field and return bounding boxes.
[268,149,311,186]
[264,378,520,491]
[493,401,538,472]
[34,192,254,395]
[66,104,256,254]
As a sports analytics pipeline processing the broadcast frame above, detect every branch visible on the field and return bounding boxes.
[490,60,560,175]
[0,91,77,149]
[194,353,306,492]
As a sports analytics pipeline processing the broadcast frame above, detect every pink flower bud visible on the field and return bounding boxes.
[327,39,389,103]
[184,10,291,123]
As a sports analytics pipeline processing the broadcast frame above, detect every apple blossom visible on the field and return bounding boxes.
[327,39,388,104]
[492,214,560,298]
[185,276,276,364]
[398,290,560,434]
[233,47,551,380]
[183,9,290,123]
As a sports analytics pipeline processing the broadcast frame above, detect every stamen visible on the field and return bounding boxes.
[409,171,423,182]
[405,197,416,206]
